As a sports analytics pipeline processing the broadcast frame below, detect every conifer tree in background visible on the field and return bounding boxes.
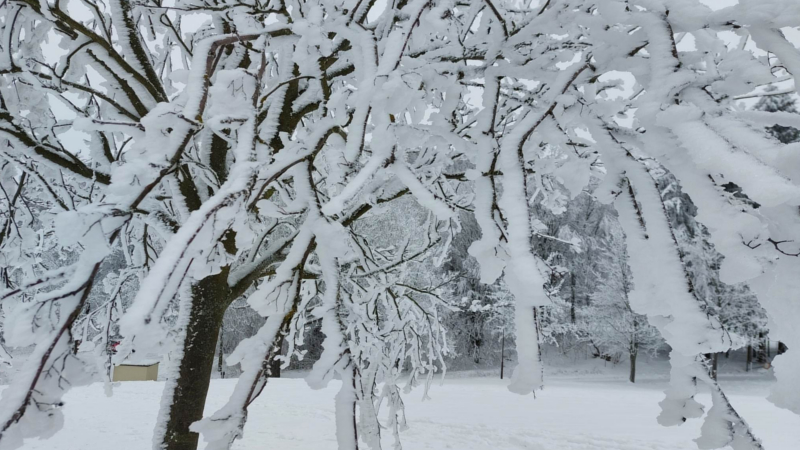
[754,88,800,144]
[440,213,512,368]
[649,164,769,378]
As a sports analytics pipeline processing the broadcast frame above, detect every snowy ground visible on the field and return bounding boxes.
[6,364,799,450]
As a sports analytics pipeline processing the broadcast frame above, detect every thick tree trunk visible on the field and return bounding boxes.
[755,333,768,367]
[710,353,718,381]
[746,344,752,372]
[268,332,285,378]
[569,275,576,324]
[160,271,232,450]
[702,353,718,380]
[334,362,359,450]
[629,343,638,383]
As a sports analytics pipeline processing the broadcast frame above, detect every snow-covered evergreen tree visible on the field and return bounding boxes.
[754,88,800,144]
[649,163,769,374]
[439,212,512,368]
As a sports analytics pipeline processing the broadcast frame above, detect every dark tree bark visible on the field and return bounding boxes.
[569,274,576,324]
[217,326,225,379]
[746,343,753,372]
[161,271,232,450]
[702,353,718,380]
[755,333,769,367]
[500,329,506,380]
[710,353,718,381]
[629,342,638,383]
[268,332,285,378]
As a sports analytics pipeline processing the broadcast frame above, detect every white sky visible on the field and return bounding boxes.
[700,0,740,9]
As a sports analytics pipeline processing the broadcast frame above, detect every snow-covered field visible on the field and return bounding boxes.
[7,371,799,450]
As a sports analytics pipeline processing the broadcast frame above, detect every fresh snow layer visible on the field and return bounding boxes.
[3,374,797,450]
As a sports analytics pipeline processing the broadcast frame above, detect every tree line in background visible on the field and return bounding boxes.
[216,153,784,385]
[219,86,800,383]
[214,89,800,386]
